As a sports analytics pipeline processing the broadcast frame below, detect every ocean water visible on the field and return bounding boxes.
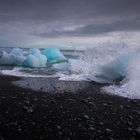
[0,43,140,99]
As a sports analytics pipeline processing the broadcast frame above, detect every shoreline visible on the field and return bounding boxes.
[0,75,140,140]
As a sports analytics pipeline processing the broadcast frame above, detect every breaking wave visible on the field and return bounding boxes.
[102,50,140,99]
[59,42,140,99]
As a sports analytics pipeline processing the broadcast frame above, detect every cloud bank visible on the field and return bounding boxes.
[0,0,139,46]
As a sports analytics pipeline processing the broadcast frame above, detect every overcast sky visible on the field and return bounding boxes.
[0,0,140,47]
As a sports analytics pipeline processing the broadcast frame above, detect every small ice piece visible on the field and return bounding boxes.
[42,48,66,63]
[24,54,41,68]
[23,48,47,68]
[53,62,71,71]
[34,53,47,67]
[0,48,25,66]
[10,48,23,56]
[29,48,41,55]
[0,51,14,65]
[13,55,26,66]
[100,52,135,81]
[10,48,26,66]
[23,53,47,68]
[23,51,29,56]
[86,75,113,84]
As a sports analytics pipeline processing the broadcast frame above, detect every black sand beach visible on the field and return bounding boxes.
[0,75,140,140]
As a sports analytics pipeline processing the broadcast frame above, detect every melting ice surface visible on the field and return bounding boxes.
[1,43,140,99]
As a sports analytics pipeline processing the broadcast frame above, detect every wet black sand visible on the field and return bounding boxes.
[0,75,140,140]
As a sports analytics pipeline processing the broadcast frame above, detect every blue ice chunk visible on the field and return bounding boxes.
[23,51,29,56]
[53,62,71,71]
[42,48,66,63]
[22,59,28,67]
[24,54,41,68]
[22,48,47,68]
[0,50,26,66]
[13,55,26,66]
[101,52,135,80]
[23,53,47,68]
[0,47,66,68]
[29,48,41,55]
[0,51,14,65]
[10,48,26,66]
[10,48,23,55]
[34,53,47,67]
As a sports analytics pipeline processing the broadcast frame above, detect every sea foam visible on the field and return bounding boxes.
[103,49,140,99]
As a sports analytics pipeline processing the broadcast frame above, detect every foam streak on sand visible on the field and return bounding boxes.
[1,67,58,78]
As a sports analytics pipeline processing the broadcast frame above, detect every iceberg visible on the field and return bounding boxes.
[0,47,66,68]
[42,48,66,63]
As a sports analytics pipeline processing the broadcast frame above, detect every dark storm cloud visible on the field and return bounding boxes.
[0,0,140,37]
[35,17,140,38]
[0,0,140,21]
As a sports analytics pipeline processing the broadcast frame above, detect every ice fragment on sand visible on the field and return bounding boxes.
[42,48,66,62]
[53,62,71,71]
[100,52,135,80]
[10,48,26,66]
[0,48,26,66]
[29,48,41,55]
[0,51,14,65]
[23,48,47,68]
[0,47,66,67]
